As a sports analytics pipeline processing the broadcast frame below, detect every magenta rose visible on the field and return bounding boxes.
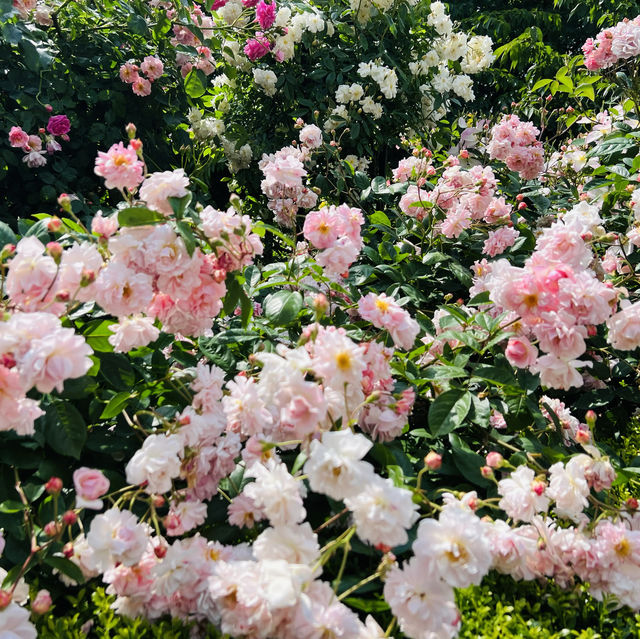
[46,115,71,136]
[73,467,110,510]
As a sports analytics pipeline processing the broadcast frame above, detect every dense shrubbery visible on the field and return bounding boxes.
[2,1,640,638]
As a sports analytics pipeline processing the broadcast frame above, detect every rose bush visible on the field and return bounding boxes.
[2,2,640,638]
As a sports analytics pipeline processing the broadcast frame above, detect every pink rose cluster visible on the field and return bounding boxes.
[358,292,420,350]
[583,16,640,70]
[170,4,214,49]
[119,55,164,97]
[0,311,93,435]
[487,114,545,180]
[396,155,518,247]
[8,114,70,168]
[176,45,215,78]
[259,143,318,227]
[474,216,618,389]
[302,203,364,279]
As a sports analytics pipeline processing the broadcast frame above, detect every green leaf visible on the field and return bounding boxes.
[184,68,207,98]
[421,366,468,381]
[0,220,17,246]
[264,290,303,325]
[128,14,149,35]
[0,500,25,514]
[19,39,53,71]
[44,402,87,459]
[44,556,85,585]
[118,207,165,227]
[100,391,134,419]
[428,389,472,436]
[176,220,196,256]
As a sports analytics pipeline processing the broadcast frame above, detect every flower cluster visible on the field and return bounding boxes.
[487,114,545,180]
[8,114,71,168]
[302,203,364,279]
[583,15,640,70]
[119,56,165,97]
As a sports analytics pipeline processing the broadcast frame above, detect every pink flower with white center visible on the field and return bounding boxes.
[304,429,375,500]
[607,299,640,351]
[26,134,42,151]
[8,126,29,148]
[86,508,149,570]
[413,506,492,587]
[482,226,519,257]
[91,211,119,239]
[530,354,588,390]
[73,467,110,510]
[505,336,538,368]
[108,315,159,353]
[358,293,420,350]
[139,169,189,215]
[303,207,342,248]
[299,124,323,149]
[94,141,144,191]
[132,76,152,96]
[383,560,460,639]
[119,62,139,83]
[312,326,366,389]
[140,55,164,80]
[345,475,419,548]
[547,458,590,523]
[243,461,305,526]
[94,262,154,317]
[125,433,183,494]
[497,465,549,523]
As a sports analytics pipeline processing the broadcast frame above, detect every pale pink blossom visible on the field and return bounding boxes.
[139,169,189,215]
[108,315,160,352]
[94,142,144,191]
[505,336,538,368]
[132,76,152,96]
[140,55,164,80]
[497,465,549,523]
[73,467,110,510]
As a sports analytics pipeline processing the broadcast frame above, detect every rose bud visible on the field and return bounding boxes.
[45,477,63,494]
[62,510,77,526]
[46,217,62,232]
[31,590,52,615]
[486,452,504,468]
[0,591,12,610]
[425,451,442,470]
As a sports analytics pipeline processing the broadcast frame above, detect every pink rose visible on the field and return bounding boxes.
[74,467,110,510]
[256,0,276,30]
[8,126,29,148]
[46,115,71,136]
[244,34,271,61]
[505,336,538,369]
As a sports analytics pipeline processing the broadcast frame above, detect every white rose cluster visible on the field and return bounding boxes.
[253,68,278,96]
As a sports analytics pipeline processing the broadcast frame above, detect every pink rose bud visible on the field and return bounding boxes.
[46,217,62,232]
[375,543,392,554]
[57,193,72,212]
[44,521,60,537]
[46,241,63,262]
[1,244,15,261]
[517,201,527,210]
[54,290,70,303]
[45,104,53,112]
[626,497,638,510]
[585,410,597,427]
[63,542,74,558]
[125,122,137,138]
[73,467,110,510]
[459,149,469,159]
[313,293,329,315]
[154,543,168,559]
[62,510,77,526]
[32,589,52,614]
[425,451,442,470]
[505,336,538,369]
[480,465,494,478]
[153,495,165,508]
[515,193,524,201]
[546,94,552,101]
[80,269,96,287]
[38,127,45,134]
[486,452,503,468]
[130,138,143,152]
[45,477,63,494]
[0,591,11,610]
[575,428,591,444]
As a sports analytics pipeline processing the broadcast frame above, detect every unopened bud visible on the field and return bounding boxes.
[585,410,597,428]
[546,94,553,101]
[45,476,63,494]
[531,480,546,496]
[62,510,77,526]
[46,217,62,232]
[313,293,329,316]
[130,138,143,152]
[486,452,504,468]
[575,427,591,444]
[54,290,70,303]
[125,123,137,138]
[45,241,63,263]
[459,149,469,159]
[566,106,574,113]
[425,451,442,470]
[0,244,15,261]
[57,193,72,213]
[31,589,52,615]
[153,495,165,508]
[480,465,494,478]
[229,193,242,212]
[63,542,74,558]
[43,521,61,537]
[626,497,638,510]
[0,591,12,610]
[517,202,527,211]
[45,104,53,112]
[80,269,96,287]
[154,543,167,559]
